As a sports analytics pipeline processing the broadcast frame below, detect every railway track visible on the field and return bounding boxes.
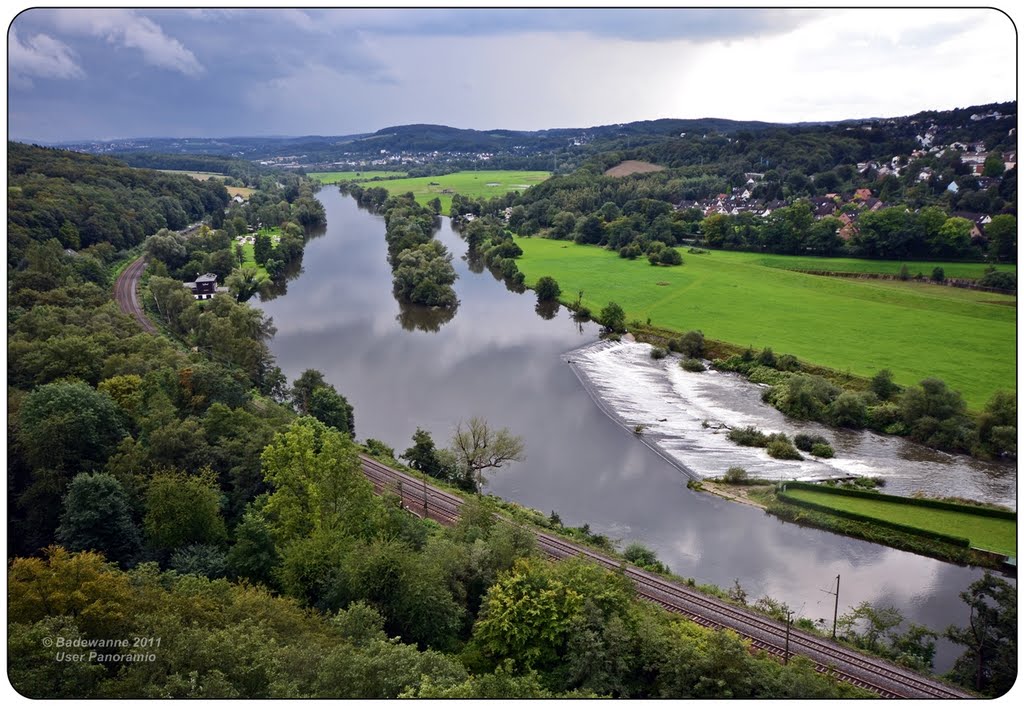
[359,454,971,699]
[113,256,157,333]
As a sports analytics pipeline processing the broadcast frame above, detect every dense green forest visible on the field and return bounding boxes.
[6,137,1015,697]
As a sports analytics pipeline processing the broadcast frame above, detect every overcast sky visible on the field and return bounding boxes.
[5,6,1018,143]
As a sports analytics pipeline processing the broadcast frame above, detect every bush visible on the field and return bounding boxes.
[979,270,1016,291]
[677,330,705,358]
[828,391,869,428]
[898,264,910,281]
[681,358,705,372]
[722,466,749,483]
[650,346,668,360]
[599,301,627,333]
[728,426,768,447]
[756,347,777,368]
[794,433,829,452]
[776,354,800,372]
[534,276,561,302]
[766,437,803,460]
[870,369,900,401]
[931,267,945,283]
[771,374,841,421]
[810,443,835,458]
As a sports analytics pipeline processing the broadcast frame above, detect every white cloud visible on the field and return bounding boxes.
[51,9,203,76]
[8,28,84,87]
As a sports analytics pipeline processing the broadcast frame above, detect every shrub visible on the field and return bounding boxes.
[677,330,705,358]
[931,267,945,282]
[870,369,900,401]
[979,270,1016,291]
[771,374,841,420]
[365,438,395,459]
[898,264,910,281]
[650,347,668,360]
[534,276,561,302]
[766,438,803,460]
[623,543,668,573]
[794,433,829,452]
[810,443,835,458]
[722,466,749,483]
[658,248,683,266]
[756,347,777,368]
[599,301,627,333]
[748,365,791,386]
[728,426,768,447]
[776,354,800,372]
[828,391,869,428]
[681,358,705,372]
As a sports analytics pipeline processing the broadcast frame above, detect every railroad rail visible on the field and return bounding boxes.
[113,256,157,333]
[359,454,971,699]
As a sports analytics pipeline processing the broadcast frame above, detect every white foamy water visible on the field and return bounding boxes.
[566,340,1016,505]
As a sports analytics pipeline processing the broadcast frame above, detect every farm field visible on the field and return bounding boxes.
[158,169,225,180]
[726,251,1017,281]
[308,170,407,184]
[780,489,1016,556]
[514,238,1016,408]
[355,170,550,214]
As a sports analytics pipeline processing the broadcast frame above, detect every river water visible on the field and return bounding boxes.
[259,190,1016,673]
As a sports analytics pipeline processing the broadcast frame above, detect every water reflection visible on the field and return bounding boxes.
[397,299,459,332]
[257,190,1014,673]
[535,299,560,320]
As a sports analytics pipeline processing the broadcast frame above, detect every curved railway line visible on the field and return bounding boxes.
[113,256,157,333]
[360,454,971,700]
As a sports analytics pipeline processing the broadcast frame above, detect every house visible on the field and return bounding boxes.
[946,181,959,194]
[231,194,246,204]
[183,273,229,300]
[853,188,873,201]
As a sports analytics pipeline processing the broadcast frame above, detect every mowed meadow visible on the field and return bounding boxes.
[308,170,408,184]
[514,239,1016,409]
[355,170,550,213]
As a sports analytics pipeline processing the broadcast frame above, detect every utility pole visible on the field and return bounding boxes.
[784,609,793,665]
[423,476,429,519]
[821,574,841,639]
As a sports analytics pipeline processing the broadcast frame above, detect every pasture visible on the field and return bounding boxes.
[353,170,550,214]
[514,239,1016,408]
[780,488,1016,556]
[733,252,1016,281]
[308,170,407,184]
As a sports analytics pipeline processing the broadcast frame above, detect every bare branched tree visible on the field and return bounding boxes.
[450,416,525,489]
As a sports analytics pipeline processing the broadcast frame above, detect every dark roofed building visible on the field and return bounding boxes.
[183,273,228,300]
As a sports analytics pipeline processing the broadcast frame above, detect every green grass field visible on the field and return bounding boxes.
[235,227,282,278]
[308,171,407,185]
[514,239,1016,408]
[740,252,1016,281]
[781,489,1016,555]
[355,170,550,214]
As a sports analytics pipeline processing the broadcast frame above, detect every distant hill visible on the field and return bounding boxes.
[53,101,1015,173]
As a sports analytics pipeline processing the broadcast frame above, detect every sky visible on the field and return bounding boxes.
[5,5,1018,143]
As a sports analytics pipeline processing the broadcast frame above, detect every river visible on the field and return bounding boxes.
[258,189,1015,673]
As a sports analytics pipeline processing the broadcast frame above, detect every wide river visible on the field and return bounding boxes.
[260,189,1015,672]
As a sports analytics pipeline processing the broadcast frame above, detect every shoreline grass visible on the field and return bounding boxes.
[781,488,1016,555]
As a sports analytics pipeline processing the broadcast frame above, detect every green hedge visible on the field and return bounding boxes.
[776,493,972,547]
[781,481,1016,520]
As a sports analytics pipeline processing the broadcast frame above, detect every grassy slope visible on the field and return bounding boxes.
[782,489,1016,555]
[308,170,408,184]
[364,170,550,213]
[514,238,1015,408]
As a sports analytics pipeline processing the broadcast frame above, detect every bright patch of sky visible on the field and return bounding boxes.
[5,5,1017,142]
